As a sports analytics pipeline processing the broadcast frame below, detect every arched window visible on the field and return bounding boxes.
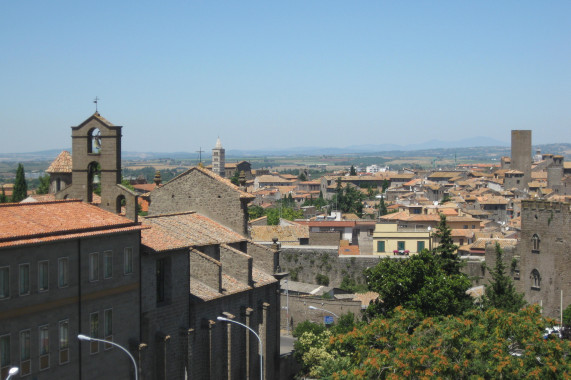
[116,195,126,215]
[532,234,540,253]
[88,128,102,154]
[531,269,541,289]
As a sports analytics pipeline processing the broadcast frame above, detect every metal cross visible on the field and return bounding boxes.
[196,147,204,164]
[93,96,99,112]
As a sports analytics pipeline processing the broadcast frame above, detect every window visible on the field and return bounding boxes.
[124,247,133,275]
[0,335,10,373]
[532,234,540,253]
[156,258,166,304]
[58,258,68,288]
[104,309,113,350]
[463,225,468,229]
[397,241,405,251]
[89,253,99,282]
[103,251,113,279]
[39,261,49,292]
[90,313,99,354]
[531,269,541,290]
[59,320,69,364]
[19,264,30,296]
[0,267,9,299]
[377,241,385,253]
[39,325,49,370]
[20,330,31,375]
[417,241,425,252]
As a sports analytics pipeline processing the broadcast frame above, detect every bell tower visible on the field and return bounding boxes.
[56,112,138,221]
[212,137,226,177]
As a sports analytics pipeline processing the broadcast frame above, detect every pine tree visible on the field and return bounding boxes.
[481,243,526,312]
[11,163,28,202]
[350,165,357,176]
[433,213,461,275]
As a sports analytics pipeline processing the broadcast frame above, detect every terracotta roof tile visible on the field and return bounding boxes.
[0,200,144,247]
[141,212,246,252]
[46,151,72,173]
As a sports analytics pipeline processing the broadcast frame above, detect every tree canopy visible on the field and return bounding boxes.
[331,178,364,216]
[365,251,473,319]
[36,174,50,195]
[298,305,570,379]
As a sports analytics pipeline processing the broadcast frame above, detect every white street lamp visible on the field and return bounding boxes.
[77,335,138,380]
[5,367,19,380]
[308,305,339,318]
[217,316,263,380]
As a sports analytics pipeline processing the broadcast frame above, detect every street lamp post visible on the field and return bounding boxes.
[308,305,339,318]
[217,316,263,380]
[77,335,138,380]
[5,367,18,380]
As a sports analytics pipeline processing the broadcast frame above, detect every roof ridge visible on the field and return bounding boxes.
[0,199,81,208]
[143,211,196,219]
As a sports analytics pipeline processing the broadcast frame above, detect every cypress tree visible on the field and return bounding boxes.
[11,163,28,202]
[0,187,6,203]
[433,213,461,275]
[481,243,526,312]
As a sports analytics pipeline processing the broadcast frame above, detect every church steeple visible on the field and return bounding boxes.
[212,137,226,177]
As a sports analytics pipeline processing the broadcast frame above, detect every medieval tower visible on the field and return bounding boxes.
[212,137,226,177]
[511,130,532,191]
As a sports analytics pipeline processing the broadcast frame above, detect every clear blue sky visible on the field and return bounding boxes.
[1,1,570,153]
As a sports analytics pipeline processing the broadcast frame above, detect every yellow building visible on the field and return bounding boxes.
[372,222,433,256]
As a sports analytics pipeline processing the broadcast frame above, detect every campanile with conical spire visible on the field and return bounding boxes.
[212,137,226,177]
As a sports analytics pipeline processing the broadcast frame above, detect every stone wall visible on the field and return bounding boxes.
[516,200,571,320]
[220,244,253,285]
[188,283,280,380]
[190,249,221,291]
[279,246,382,287]
[246,241,278,274]
[140,248,190,380]
[148,168,250,236]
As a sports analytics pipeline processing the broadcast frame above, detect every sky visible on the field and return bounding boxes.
[1,1,570,153]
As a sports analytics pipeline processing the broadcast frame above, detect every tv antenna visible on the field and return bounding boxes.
[93,96,99,112]
[196,147,204,164]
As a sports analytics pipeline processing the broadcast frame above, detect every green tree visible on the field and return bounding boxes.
[433,213,461,275]
[349,165,357,176]
[265,206,303,225]
[36,174,50,194]
[481,243,526,312]
[298,170,307,181]
[230,171,240,186]
[563,303,571,326]
[11,163,28,202]
[0,187,6,203]
[331,179,364,216]
[365,251,473,319]
[248,205,265,220]
[302,305,571,379]
[378,196,387,216]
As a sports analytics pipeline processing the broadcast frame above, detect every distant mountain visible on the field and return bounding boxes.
[3,137,570,162]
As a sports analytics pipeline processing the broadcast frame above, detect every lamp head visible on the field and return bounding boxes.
[217,316,229,322]
[9,367,19,375]
[77,334,91,341]
[309,306,317,310]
